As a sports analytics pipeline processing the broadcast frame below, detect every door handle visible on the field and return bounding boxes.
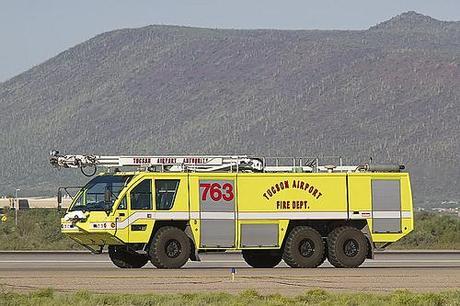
[131,224,147,231]
[119,212,125,217]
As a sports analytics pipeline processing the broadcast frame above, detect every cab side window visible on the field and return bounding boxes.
[130,180,152,210]
[155,180,180,210]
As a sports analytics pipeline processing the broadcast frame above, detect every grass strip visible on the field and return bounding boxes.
[0,288,459,306]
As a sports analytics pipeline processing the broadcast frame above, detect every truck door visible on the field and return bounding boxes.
[113,194,129,242]
[127,178,154,242]
[199,177,236,248]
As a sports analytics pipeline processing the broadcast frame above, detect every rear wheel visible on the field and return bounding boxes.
[242,250,282,268]
[327,226,368,268]
[149,226,191,269]
[282,226,325,268]
[108,245,149,268]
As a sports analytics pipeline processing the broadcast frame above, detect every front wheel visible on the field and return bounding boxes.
[327,226,368,268]
[149,226,191,269]
[242,250,282,268]
[108,245,149,268]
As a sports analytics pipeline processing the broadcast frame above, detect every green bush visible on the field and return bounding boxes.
[0,209,81,250]
[392,212,460,249]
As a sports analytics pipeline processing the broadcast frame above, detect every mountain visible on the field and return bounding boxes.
[369,11,457,32]
[0,12,459,207]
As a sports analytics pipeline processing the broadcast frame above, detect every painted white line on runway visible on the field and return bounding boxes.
[0,260,459,264]
[367,260,460,263]
[198,260,460,263]
[0,260,110,263]
[0,260,241,263]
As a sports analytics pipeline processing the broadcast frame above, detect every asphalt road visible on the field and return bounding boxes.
[0,251,459,294]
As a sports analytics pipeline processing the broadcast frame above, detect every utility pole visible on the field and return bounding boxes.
[14,188,20,226]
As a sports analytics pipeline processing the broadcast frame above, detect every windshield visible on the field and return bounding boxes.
[70,175,132,212]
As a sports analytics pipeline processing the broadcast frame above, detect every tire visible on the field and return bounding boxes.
[282,226,325,268]
[108,245,149,268]
[242,250,282,268]
[327,226,368,268]
[149,226,191,269]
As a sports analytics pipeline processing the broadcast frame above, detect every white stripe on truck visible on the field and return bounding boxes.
[105,210,412,229]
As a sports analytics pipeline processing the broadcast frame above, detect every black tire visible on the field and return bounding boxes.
[242,250,282,268]
[108,245,149,269]
[282,226,325,268]
[149,226,191,269]
[327,226,368,268]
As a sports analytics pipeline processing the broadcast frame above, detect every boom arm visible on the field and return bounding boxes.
[49,150,404,176]
[49,150,264,175]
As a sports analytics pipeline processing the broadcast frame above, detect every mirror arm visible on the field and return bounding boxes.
[57,188,63,211]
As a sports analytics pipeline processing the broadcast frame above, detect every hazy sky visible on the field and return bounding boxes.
[1,0,459,82]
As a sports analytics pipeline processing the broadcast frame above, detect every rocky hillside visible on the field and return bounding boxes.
[0,11,458,207]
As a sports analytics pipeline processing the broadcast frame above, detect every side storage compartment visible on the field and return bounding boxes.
[240,223,279,247]
[371,179,401,233]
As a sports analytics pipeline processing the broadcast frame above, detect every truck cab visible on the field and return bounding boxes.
[61,172,194,268]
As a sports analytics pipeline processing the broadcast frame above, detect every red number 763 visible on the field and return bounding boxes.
[200,182,234,201]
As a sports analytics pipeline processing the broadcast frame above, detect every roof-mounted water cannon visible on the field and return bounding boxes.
[49,151,98,176]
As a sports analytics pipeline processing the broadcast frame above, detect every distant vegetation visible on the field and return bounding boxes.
[0,12,458,207]
[392,212,460,249]
[0,209,458,250]
[0,288,458,306]
[0,209,80,250]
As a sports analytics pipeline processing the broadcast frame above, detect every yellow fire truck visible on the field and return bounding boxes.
[0,207,7,223]
[50,151,413,269]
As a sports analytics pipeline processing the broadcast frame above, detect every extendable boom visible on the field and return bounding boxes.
[49,150,404,175]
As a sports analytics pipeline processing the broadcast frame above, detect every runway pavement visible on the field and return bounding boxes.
[0,251,459,294]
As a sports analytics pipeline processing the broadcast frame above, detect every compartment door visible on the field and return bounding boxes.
[371,180,401,233]
[199,179,236,248]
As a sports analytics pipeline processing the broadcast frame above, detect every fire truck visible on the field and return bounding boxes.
[50,151,413,269]
[0,207,6,223]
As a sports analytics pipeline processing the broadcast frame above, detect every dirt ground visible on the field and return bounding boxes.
[1,267,459,295]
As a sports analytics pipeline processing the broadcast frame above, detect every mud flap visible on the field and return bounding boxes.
[361,224,374,259]
[185,225,201,261]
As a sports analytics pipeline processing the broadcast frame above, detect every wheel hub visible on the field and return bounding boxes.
[299,239,315,257]
[165,239,182,258]
[343,239,359,257]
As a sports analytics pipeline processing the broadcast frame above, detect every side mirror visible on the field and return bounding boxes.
[104,189,112,203]
[104,189,112,214]
[57,189,62,211]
